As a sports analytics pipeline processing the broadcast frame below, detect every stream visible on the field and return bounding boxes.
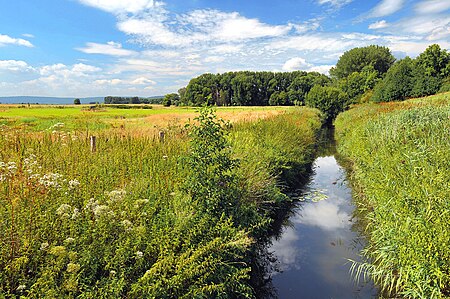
[263,130,378,298]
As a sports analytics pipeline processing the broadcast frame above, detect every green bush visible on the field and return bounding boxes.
[305,85,349,122]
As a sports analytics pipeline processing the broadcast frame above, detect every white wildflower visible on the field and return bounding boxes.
[135,251,143,259]
[64,237,75,244]
[7,162,17,174]
[56,204,72,218]
[68,179,80,189]
[40,242,49,251]
[93,205,109,218]
[121,220,133,231]
[16,284,26,292]
[107,189,126,202]
[110,270,117,276]
[71,208,80,220]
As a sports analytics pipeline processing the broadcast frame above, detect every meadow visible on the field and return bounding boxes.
[0,105,321,298]
[335,92,450,298]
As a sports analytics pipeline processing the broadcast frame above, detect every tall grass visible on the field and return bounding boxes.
[0,107,321,298]
[335,92,450,298]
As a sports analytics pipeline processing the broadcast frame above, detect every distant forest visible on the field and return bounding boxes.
[104,96,163,104]
[172,44,450,120]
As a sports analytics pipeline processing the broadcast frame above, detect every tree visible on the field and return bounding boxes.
[73,98,81,105]
[415,44,450,78]
[305,85,349,122]
[338,65,380,103]
[162,93,179,107]
[330,45,395,79]
[371,57,414,102]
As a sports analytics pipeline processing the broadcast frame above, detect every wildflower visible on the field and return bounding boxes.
[135,251,144,259]
[68,179,80,189]
[56,204,72,218]
[66,263,80,273]
[110,270,117,276]
[40,242,49,251]
[93,205,109,218]
[107,189,126,202]
[64,237,75,244]
[16,285,26,292]
[121,220,133,231]
[49,246,66,256]
[7,162,17,174]
[163,155,168,160]
[71,208,80,220]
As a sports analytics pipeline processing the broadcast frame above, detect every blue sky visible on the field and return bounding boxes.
[0,0,449,97]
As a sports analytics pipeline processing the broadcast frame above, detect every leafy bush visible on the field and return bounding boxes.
[305,85,349,122]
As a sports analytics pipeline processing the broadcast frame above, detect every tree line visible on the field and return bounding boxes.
[104,96,163,104]
[170,44,449,121]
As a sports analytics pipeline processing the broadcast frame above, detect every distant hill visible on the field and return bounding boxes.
[0,96,163,105]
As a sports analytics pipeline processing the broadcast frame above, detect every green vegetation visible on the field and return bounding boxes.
[181,71,330,106]
[335,92,450,298]
[329,45,395,80]
[0,107,321,297]
[371,45,450,103]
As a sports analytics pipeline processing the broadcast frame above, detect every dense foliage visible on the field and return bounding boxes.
[329,45,395,80]
[335,93,450,298]
[305,85,349,122]
[180,71,330,106]
[0,107,321,298]
[371,44,450,102]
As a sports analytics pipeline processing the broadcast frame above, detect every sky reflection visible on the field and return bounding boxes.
[269,156,376,298]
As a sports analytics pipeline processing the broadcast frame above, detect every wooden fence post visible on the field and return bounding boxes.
[90,136,97,152]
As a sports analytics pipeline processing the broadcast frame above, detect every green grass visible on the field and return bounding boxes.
[335,92,450,298]
[0,107,321,298]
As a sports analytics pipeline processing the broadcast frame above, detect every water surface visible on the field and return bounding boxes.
[268,156,377,298]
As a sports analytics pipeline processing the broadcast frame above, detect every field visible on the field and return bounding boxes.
[0,104,293,134]
[335,92,450,298]
[0,105,321,298]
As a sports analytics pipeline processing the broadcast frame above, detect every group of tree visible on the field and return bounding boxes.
[162,44,449,121]
[104,96,163,104]
[176,71,330,107]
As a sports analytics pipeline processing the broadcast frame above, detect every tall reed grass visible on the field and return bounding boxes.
[335,92,450,298]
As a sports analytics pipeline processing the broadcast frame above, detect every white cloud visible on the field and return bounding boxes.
[211,44,244,54]
[78,41,137,56]
[415,0,450,14]
[316,0,353,8]
[118,10,292,48]
[366,0,405,18]
[77,0,162,14]
[22,33,34,38]
[0,60,34,72]
[394,15,450,37]
[369,20,389,29]
[94,79,123,85]
[307,65,334,75]
[204,56,225,63]
[427,24,450,40]
[0,34,33,47]
[282,57,312,71]
[130,77,156,85]
[268,34,361,52]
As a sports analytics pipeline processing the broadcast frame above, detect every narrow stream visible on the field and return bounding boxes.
[265,131,377,298]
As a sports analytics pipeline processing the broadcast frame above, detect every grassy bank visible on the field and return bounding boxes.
[335,92,450,298]
[0,107,321,298]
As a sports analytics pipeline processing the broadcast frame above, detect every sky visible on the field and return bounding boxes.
[0,0,449,97]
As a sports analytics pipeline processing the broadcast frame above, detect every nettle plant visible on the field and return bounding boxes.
[184,107,241,219]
